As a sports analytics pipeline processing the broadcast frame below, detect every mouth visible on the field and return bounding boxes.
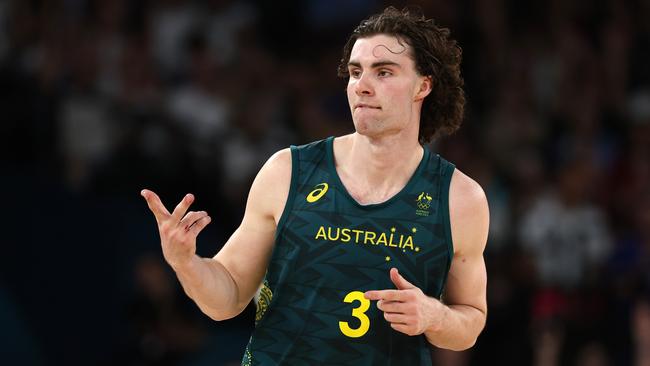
[354,103,381,110]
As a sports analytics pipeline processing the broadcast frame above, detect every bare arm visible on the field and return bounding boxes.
[424,169,489,350]
[141,149,292,320]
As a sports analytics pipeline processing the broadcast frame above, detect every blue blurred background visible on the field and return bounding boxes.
[1,0,650,365]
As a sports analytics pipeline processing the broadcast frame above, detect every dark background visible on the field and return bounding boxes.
[1,0,650,365]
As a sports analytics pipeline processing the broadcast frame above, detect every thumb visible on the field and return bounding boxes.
[390,268,415,290]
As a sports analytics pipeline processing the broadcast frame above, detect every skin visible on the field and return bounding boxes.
[142,34,488,351]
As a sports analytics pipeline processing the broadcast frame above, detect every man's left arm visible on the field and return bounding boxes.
[365,169,489,351]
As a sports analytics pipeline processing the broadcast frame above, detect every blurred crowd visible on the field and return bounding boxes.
[1,0,650,365]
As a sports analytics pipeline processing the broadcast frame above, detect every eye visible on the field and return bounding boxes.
[349,69,361,78]
[378,69,392,77]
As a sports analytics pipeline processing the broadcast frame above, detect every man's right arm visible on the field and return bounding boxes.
[142,148,292,320]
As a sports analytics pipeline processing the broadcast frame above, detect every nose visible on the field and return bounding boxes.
[354,72,374,96]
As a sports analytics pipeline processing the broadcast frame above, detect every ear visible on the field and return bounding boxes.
[414,76,432,101]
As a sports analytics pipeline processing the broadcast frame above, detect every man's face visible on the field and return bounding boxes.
[346,34,430,140]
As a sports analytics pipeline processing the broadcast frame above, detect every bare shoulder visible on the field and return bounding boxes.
[449,169,488,211]
[262,148,292,174]
[448,169,490,256]
[246,148,293,225]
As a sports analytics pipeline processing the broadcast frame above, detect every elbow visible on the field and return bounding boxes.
[427,332,480,352]
[202,302,248,322]
[448,337,477,351]
[453,309,486,350]
[430,318,485,351]
[204,309,238,321]
[205,310,232,321]
[429,336,477,352]
[200,306,238,322]
[452,316,486,350]
[452,317,486,351]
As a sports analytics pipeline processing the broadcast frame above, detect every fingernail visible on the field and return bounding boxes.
[140,190,146,196]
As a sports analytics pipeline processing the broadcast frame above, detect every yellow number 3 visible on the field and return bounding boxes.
[339,291,370,338]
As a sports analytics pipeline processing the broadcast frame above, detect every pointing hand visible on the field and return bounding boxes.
[365,268,443,336]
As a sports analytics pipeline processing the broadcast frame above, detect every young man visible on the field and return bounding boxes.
[142,7,488,365]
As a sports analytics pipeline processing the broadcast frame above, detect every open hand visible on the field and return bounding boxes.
[141,189,211,270]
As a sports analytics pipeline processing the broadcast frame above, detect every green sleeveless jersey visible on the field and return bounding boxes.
[243,137,455,365]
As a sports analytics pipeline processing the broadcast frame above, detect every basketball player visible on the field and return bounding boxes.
[142,7,488,365]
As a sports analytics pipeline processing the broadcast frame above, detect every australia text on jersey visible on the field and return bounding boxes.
[314,226,421,253]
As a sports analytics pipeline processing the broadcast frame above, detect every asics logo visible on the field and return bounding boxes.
[306,183,329,203]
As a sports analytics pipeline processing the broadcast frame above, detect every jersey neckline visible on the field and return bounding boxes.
[325,135,430,210]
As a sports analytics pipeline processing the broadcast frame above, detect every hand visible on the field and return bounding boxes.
[365,268,444,336]
[141,189,212,270]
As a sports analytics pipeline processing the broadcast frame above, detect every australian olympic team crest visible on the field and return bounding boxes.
[415,191,432,216]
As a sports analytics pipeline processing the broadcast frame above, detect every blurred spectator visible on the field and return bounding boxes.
[519,158,612,289]
[202,0,258,64]
[149,0,201,79]
[220,87,293,212]
[167,32,231,159]
[58,29,119,190]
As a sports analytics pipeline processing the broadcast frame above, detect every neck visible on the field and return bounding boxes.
[351,132,423,180]
[333,132,424,205]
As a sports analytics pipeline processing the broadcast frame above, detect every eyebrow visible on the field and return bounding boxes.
[347,60,402,69]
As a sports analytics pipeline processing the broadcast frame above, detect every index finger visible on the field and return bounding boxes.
[141,189,171,223]
[364,289,402,301]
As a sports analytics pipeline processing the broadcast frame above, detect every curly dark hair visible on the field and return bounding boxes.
[338,6,465,144]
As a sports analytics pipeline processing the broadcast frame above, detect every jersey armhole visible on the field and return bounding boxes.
[274,146,298,241]
[439,161,456,298]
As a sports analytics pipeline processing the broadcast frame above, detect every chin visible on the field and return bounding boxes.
[354,124,384,140]
[352,119,374,135]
